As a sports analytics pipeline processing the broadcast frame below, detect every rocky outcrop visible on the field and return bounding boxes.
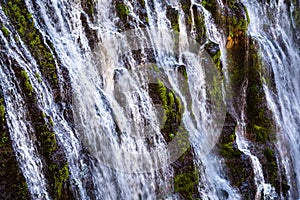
[148,68,199,199]
[0,88,29,200]
[0,0,295,199]
[0,0,75,198]
[217,112,256,199]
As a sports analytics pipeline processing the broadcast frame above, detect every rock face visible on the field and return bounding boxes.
[0,89,29,200]
[217,112,256,199]
[0,0,297,199]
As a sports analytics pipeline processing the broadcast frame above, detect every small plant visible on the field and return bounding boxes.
[0,98,5,122]
[174,169,199,200]
[1,24,10,37]
[3,0,59,87]
[49,118,54,127]
[116,3,130,22]
[35,73,42,83]
[20,70,33,96]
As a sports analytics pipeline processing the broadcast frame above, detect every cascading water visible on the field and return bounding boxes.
[0,0,300,199]
[242,0,300,198]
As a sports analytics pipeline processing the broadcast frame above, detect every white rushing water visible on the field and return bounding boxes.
[0,10,50,199]
[1,0,300,199]
[243,0,300,198]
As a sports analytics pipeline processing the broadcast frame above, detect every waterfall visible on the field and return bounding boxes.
[0,0,299,199]
[243,0,300,198]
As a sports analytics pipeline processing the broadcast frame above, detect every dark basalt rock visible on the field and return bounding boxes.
[80,13,99,51]
[192,5,207,45]
[0,87,30,200]
[148,73,199,199]
[166,5,180,32]
[0,48,74,199]
[217,112,256,199]
[81,0,96,20]
[204,41,223,76]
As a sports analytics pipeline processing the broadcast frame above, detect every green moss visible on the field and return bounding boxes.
[81,0,95,19]
[35,115,58,157]
[171,19,180,32]
[205,41,222,76]
[1,23,10,37]
[180,0,193,34]
[246,43,275,143]
[2,0,58,87]
[49,117,54,127]
[226,160,248,186]
[116,3,130,22]
[87,0,94,16]
[35,72,42,83]
[149,79,198,198]
[228,0,237,9]
[203,0,249,47]
[228,35,274,143]
[292,0,300,27]
[0,98,5,122]
[166,6,180,32]
[217,113,251,193]
[253,124,269,142]
[263,148,278,185]
[0,134,9,147]
[40,131,57,156]
[0,95,29,199]
[34,116,56,157]
[35,115,71,198]
[201,0,217,11]
[155,80,182,141]
[219,127,241,159]
[145,15,149,24]
[244,6,250,25]
[26,108,70,198]
[174,169,199,200]
[50,164,69,198]
[20,70,33,96]
[213,50,222,73]
[192,5,206,43]
[229,15,248,37]
[14,176,29,199]
[177,65,188,80]
[181,2,190,14]
[152,64,160,72]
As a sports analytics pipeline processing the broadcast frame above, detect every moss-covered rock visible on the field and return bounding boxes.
[1,23,10,37]
[192,5,207,44]
[148,76,199,199]
[292,0,300,27]
[180,0,192,31]
[204,41,223,76]
[148,79,182,142]
[116,3,130,23]
[20,70,33,96]
[217,112,256,199]
[202,0,249,48]
[201,0,218,16]
[81,0,96,19]
[5,59,73,199]
[1,6,74,197]
[166,6,180,32]
[180,0,207,45]
[2,0,59,88]
[246,40,275,143]
[223,6,289,194]
[174,167,199,200]
[0,93,30,200]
